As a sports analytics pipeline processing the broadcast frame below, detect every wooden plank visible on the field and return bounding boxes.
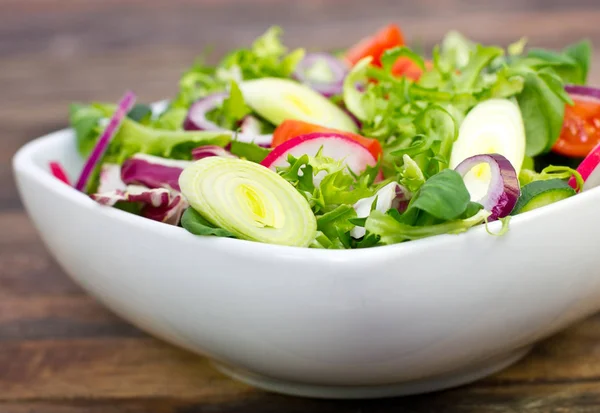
[0,296,143,340]
[0,213,83,297]
[1,382,600,412]
[0,338,251,400]
[0,314,600,400]
[2,4,600,60]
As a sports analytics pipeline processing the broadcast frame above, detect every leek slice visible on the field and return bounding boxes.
[179,157,317,247]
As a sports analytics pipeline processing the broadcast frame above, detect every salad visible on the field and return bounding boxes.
[55,24,600,249]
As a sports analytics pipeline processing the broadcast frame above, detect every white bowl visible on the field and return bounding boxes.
[13,128,600,399]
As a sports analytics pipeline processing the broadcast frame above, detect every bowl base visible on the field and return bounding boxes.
[214,346,531,399]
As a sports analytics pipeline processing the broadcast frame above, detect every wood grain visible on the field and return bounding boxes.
[3,0,600,411]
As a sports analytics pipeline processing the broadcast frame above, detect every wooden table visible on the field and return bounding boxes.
[3,1,600,411]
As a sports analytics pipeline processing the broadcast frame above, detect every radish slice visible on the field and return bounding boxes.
[454,154,520,220]
[75,91,137,191]
[570,141,600,191]
[351,182,410,239]
[260,132,378,175]
[49,161,71,185]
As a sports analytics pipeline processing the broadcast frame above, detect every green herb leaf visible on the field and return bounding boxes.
[563,39,592,84]
[516,71,566,156]
[528,39,592,85]
[220,81,252,127]
[229,141,271,163]
[181,208,236,238]
[316,204,357,242]
[127,104,153,124]
[406,169,471,221]
[398,154,426,192]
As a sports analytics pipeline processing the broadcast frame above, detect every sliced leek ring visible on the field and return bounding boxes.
[179,157,317,247]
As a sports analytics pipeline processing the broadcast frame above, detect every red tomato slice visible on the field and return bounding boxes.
[553,96,600,158]
[392,58,434,81]
[345,24,405,67]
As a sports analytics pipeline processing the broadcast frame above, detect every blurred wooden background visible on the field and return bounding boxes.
[3,1,600,412]
[3,0,600,209]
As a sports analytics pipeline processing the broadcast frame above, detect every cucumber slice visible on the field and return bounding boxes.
[512,179,576,214]
[240,78,358,132]
[450,99,526,202]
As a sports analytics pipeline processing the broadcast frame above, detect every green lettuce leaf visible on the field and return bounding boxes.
[171,26,304,110]
[276,151,379,213]
[316,205,357,245]
[365,209,489,245]
[70,103,105,157]
[204,81,252,130]
[527,39,592,85]
[221,26,305,81]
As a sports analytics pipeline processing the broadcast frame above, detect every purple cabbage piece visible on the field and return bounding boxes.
[98,163,127,193]
[91,185,171,207]
[143,193,189,225]
[121,154,192,192]
[92,158,191,226]
[91,184,188,225]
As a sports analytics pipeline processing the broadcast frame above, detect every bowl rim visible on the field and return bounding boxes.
[13,125,600,262]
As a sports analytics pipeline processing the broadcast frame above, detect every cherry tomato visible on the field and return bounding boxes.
[345,24,405,67]
[553,96,600,158]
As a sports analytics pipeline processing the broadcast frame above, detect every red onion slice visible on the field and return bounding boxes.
[237,115,273,146]
[454,154,520,221]
[75,91,136,191]
[293,52,348,97]
[183,92,227,132]
[183,93,273,146]
[191,145,237,160]
[565,84,600,101]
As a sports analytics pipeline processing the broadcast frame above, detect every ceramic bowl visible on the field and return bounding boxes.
[13,128,600,399]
